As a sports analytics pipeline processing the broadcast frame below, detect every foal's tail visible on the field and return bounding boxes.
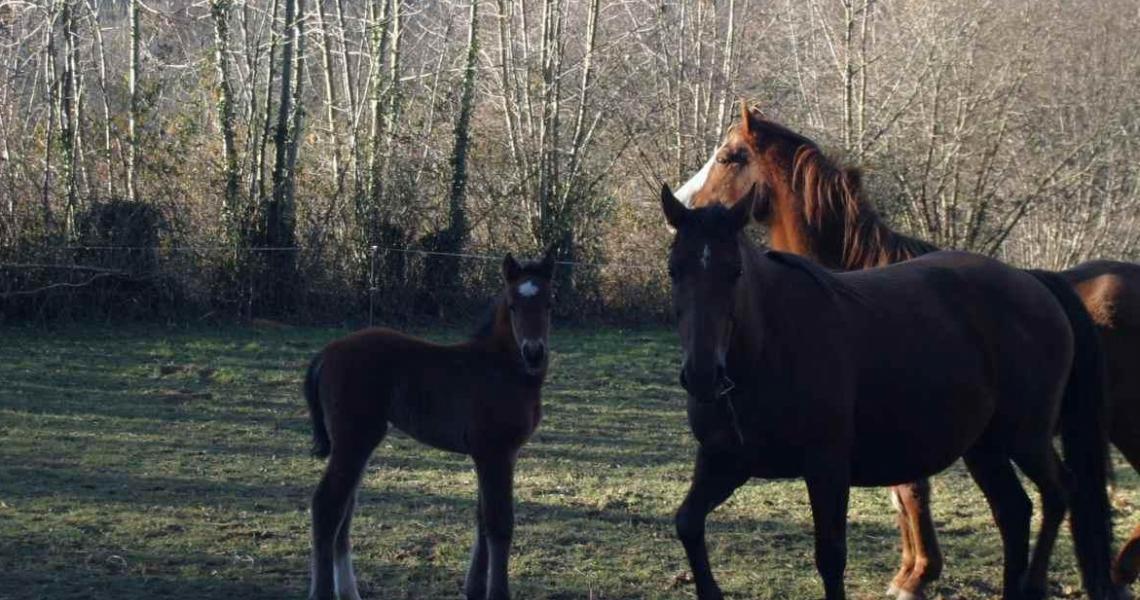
[304,352,332,459]
[1029,269,1114,598]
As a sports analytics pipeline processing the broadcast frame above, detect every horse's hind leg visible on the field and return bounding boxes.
[310,439,380,600]
[334,494,363,600]
[675,448,749,600]
[963,446,1032,600]
[1110,417,1140,586]
[1012,447,1070,600]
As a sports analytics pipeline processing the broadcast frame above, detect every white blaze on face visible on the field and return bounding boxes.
[518,280,540,297]
[674,147,719,208]
[700,244,711,270]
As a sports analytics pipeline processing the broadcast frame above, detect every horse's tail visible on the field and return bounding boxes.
[304,352,331,459]
[1029,269,1114,597]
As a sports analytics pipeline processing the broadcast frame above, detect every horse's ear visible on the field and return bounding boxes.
[539,244,558,278]
[730,184,757,231]
[845,167,863,190]
[502,253,522,282]
[739,100,752,137]
[661,183,688,229]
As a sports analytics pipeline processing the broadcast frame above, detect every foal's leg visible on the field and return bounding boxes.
[675,448,749,600]
[311,447,373,600]
[963,446,1032,600]
[1012,448,1071,600]
[334,494,363,600]
[474,452,518,600]
[804,454,852,600]
[895,479,943,600]
[464,494,488,600]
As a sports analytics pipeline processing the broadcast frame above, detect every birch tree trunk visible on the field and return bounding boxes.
[211,0,241,243]
[127,0,139,203]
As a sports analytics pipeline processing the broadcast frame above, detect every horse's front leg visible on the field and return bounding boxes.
[891,479,942,600]
[675,447,749,600]
[463,494,488,600]
[474,451,517,600]
[805,453,851,600]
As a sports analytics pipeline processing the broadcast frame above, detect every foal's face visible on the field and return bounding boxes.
[661,184,755,403]
[501,248,556,375]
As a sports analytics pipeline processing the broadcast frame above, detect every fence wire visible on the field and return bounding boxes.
[0,245,670,325]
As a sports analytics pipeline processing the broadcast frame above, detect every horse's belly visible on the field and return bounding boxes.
[849,388,994,486]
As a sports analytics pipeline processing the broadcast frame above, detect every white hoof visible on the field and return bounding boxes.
[896,590,924,600]
[885,583,900,597]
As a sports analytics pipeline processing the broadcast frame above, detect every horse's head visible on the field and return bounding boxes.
[676,105,864,263]
[501,246,557,376]
[676,104,780,216]
[662,182,756,404]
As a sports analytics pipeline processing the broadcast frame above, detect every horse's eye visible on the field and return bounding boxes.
[733,267,743,279]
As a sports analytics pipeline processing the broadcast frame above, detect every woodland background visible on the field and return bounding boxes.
[1,0,1138,323]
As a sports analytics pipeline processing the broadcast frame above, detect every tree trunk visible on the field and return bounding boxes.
[127,0,139,203]
[211,0,241,244]
[446,0,479,251]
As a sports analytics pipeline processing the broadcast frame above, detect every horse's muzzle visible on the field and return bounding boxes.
[521,340,547,373]
[680,363,731,404]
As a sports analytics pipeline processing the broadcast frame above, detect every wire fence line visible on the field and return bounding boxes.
[13,244,663,270]
[0,243,670,325]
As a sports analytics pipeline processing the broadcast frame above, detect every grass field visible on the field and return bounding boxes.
[1,324,1137,599]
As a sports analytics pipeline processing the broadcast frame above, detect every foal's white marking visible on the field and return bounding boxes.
[518,280,540,297]
[674,147,719,208]
[335,551,362,600]
[700,244,711,270]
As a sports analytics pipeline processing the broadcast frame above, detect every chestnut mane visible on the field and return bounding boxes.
[756,114,938,269]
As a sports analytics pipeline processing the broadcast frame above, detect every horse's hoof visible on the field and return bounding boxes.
[885,583,900,597]
[895,591,924,600]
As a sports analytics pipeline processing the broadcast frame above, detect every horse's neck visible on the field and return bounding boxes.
[477,298,519,356]
[800,197,934,271]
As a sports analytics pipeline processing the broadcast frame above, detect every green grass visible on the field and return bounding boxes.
[0,324,1137,599]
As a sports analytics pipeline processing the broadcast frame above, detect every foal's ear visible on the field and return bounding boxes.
[661,183,688,229]
[845,167,863,190]
[502,253,522,282]
[739,100,757,139]
[730,184,757,231]
[539,244,558,279]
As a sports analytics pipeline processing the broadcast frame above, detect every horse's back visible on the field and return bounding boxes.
[318,327,477,454]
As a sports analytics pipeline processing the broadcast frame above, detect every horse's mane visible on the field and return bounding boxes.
[761,248,871,307]
[756,114,938,268]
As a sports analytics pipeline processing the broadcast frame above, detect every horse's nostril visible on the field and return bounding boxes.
[679,369,688,390]
[523,343,545,365]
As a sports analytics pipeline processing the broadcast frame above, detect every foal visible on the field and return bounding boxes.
[304,248,556,600]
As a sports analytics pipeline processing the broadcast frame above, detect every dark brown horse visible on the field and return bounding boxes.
[677,104,1140,598]
[661,185,1117,600]
[304,248,556,600]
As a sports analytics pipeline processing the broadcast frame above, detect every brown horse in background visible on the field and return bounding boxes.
[661,186,1116,600]
[677,104,1140,598]
[304,248,556,600]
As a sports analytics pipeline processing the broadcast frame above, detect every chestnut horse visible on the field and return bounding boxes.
[304,248,556,600]
[678,105,1140,598]
[661,186,1116,600]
